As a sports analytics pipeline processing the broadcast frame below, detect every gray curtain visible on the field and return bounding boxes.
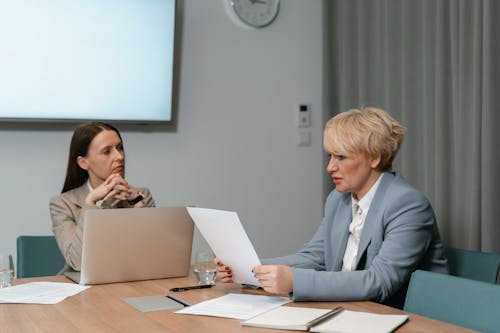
[325,0,500,252]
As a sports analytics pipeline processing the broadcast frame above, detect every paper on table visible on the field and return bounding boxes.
[187,207,261,286]
[0,282,90,304]
[175,293,290,320]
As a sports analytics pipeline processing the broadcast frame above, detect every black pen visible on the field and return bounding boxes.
[165,294,191,307]
[170,284,213,292]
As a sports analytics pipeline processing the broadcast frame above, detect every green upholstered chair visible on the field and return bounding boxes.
[444,247,500,284]
[404,270,500,333]
[16,235,66,278]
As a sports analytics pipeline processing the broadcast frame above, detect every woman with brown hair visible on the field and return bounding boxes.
[49,122,155,271]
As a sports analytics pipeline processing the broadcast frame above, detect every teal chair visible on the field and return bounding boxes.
[404,270,500,333]
[16,236,66,278]
[444,247,500,283]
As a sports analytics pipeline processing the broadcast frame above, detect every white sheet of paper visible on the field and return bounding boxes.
[175,293,290,320]
[187,207,261,286]
[0,282,90,304]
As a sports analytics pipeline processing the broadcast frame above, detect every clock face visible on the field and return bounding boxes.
[230,0,280,28]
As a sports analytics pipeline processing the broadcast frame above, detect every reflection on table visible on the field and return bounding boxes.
[1,275,478,332]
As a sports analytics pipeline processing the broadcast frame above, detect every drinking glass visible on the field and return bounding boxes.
[0,254,14,288]
[193,251,216,285]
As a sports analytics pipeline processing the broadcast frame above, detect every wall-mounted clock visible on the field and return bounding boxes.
[228,0,280,28]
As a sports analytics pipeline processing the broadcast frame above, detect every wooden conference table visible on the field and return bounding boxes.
[1,275,478,333]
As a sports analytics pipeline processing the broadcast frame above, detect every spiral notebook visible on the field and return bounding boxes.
[241,306,409,333]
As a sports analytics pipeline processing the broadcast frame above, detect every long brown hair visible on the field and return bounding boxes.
[62,122,122,193]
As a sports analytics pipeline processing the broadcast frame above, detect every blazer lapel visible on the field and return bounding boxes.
[329,194,353,271]
[355,173,394,268]
[73,183,90,209]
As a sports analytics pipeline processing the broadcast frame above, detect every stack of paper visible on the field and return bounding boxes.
[176,293,290,320]
[0,282,90,304]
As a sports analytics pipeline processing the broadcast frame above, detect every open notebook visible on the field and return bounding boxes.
[65,207,194,285]
[242,306,409,333]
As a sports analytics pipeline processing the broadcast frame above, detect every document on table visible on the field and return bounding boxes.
[176,293,290,320]
[0,282,90,304]
[187,207,261,286]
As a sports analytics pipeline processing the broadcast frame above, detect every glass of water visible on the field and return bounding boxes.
[0,254,14,288]
[193,251,216,285]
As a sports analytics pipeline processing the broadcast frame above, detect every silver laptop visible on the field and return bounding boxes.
[65,207,194,285]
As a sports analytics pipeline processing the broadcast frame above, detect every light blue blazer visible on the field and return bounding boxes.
[264,172,448,307]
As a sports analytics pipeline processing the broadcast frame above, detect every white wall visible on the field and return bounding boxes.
[0,0,325,270]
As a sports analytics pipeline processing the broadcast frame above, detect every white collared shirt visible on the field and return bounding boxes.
[341,173,384,272]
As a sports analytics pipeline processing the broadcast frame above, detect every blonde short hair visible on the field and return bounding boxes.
[323,107,406,172]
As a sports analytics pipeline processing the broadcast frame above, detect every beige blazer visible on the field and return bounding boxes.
[49,183,155,271]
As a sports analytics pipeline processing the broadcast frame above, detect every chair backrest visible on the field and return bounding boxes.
[444,247,500,283]
[16,235,66,278]
[404,270,500,333]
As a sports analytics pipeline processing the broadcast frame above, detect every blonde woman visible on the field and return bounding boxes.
[217,107,448,308]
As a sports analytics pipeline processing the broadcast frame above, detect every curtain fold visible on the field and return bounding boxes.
[326,0,500,251]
